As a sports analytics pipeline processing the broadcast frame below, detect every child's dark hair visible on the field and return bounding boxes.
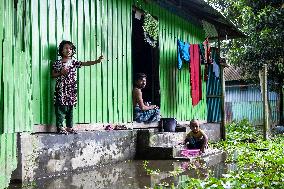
[190,119,199,127]
[58,40,76,57]
[134,73,147,82]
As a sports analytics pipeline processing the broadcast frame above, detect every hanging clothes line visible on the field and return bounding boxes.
[176,38,221,106]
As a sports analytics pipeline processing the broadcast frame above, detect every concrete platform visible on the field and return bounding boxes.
[11,122,221,183]
[135,123,221,160]
[33,121,221,139]
[11,130,138,183]
[33,122,160,133]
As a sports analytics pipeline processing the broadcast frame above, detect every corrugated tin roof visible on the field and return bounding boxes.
[224,66,243,81]
[155,0,246,39]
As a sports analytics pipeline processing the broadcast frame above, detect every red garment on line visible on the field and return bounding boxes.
[189,44,202,106]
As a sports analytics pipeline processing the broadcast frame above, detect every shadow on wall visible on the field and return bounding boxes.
[49,45,58,62]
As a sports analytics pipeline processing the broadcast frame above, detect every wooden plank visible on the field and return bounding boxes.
[262,64,269,140]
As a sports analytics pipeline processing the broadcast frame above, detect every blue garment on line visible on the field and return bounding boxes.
[213,60,220,78]
[134,106,160,124]
[177,40,190,69]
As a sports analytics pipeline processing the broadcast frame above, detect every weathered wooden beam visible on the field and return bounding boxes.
[262,64,269,140]
[218,29,226,141]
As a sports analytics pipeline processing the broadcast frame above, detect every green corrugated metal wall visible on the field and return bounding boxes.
[0,134,17,189]
[225,86,280,125]
[0,0,206,128]
[0,0,32,187]
[0,0,33,134]
[0,0,207,186]
[227,101,279,125]
[28,0,206,126]
[134,0,207,121]
[30,0,133,125]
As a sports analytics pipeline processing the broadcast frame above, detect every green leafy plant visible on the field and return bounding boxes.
[143,13,159,48]
[169,167,184,177]
[190,120,284,188]
[153,120,284,188]
[143,160,160,175]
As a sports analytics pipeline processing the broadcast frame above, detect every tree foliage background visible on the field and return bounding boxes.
[207,0,284,123]
[207,0,283,86]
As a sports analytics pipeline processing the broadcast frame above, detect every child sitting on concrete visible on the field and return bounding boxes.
[184,119,208,153]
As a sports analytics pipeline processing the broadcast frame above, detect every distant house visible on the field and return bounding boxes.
[224,66,279,125]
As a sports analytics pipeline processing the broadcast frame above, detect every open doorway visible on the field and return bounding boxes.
[132,8,160,106]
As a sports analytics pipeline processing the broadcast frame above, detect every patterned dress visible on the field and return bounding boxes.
[134,106,160,124]
[52,59,82,106]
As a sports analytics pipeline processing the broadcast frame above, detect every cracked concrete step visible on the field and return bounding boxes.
[172,146,224,161]
[136,130,186,149]
[148,132,186,148]
[136,123,221,150]
[136,137,223,161]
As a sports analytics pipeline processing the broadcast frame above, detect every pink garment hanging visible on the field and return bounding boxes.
[189,44,202,106]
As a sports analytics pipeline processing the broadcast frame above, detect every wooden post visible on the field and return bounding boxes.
[220,64,226,140]
[280,87,284,125]
[262,64,269,140]
[218,31,226,140]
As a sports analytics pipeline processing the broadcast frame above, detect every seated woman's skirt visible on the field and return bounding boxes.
[134,106,160,124]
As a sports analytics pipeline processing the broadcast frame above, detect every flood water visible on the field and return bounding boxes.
[9,152,233,189]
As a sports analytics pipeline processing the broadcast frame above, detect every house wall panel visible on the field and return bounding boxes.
[225,86,279,125]
[134,0,207,121]
[0,0,209,130]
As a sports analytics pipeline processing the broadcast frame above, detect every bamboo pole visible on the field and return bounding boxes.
[220,61,226,140]
[262,64,269,140]
[218,31,226,140]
